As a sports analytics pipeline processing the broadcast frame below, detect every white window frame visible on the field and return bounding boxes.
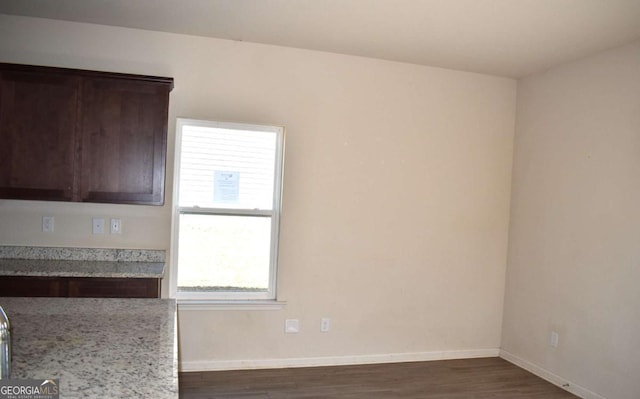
[170,118,285,303]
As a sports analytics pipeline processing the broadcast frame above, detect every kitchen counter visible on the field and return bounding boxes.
[0,297,178,398]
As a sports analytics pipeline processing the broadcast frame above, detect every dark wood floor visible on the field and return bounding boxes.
[179,357,579,398]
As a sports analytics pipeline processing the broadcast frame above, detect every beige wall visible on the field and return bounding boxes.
[502,41,640,399]
[0,15,516,368]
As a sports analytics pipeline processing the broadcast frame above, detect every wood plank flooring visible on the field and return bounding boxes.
[179,357,579,398]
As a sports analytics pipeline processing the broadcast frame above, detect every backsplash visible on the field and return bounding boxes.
[0,246,165,262]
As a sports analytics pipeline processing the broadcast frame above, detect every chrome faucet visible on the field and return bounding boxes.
[0,305,10,379]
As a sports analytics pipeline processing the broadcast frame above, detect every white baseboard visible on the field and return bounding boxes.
[499,349,606,399]
[180,348,500,372]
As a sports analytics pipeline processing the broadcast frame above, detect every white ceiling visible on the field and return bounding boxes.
[1,0,640,78]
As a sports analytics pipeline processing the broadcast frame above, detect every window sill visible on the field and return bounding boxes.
[177,299,286,311]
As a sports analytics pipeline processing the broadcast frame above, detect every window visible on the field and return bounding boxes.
[172,118,284,301]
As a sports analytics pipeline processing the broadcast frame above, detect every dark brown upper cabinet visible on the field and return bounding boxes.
[0,63,173,205]
[0,68,80,201]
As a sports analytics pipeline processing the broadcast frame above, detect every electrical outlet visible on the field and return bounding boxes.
[110,218,122,234]
[321,318,330,332]
[92,218,105,234]
[42,216,54,233]
[285,319,300,334]
[550,331,559,348]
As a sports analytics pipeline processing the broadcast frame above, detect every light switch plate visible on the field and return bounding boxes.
[42,216,54,233]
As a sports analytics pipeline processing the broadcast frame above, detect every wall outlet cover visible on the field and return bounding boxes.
[321,318,330,332]
[550,331,559,348]
[110,218,122,234]
[92,218,105,234]
[285,319,300,334]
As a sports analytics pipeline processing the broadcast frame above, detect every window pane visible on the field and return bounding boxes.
[179,125,277,210]
[177,213,271,292]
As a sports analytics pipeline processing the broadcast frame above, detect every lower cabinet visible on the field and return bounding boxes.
[0,276,160,298]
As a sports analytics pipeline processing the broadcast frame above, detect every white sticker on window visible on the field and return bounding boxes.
[214,171,240,203]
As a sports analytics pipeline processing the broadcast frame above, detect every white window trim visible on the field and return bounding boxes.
[177,300,287,311]
[170,118,285,304]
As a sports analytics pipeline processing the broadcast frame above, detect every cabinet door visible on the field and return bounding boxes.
[67,277,161,298]
[0,276,67,297]
[79,77,170,205]
[0,69,79,201]
[0,276,160,298]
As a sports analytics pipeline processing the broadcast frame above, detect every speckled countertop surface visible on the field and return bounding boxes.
[0,259,165,278]
[0,297,178,398]
[0,246,165,278]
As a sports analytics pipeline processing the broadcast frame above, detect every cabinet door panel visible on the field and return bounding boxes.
[0,276,160,298]
[0,70,79,201]
[0,276,67,297]
[67,277,160,298]
[80,77,170,205]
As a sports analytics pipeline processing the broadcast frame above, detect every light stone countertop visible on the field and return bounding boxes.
[0,246,165,278]
[0,259,165,278]
[0,297,178,398]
